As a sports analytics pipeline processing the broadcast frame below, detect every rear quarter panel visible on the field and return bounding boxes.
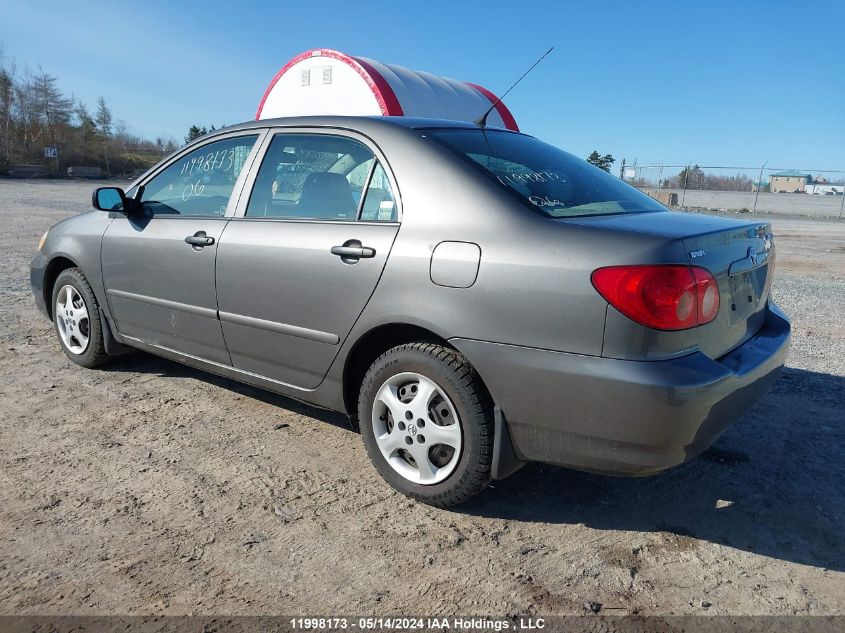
[319,128,692,409]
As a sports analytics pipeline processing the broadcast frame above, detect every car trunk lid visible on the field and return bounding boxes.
[565,211,775,359]
[683,221,774,358]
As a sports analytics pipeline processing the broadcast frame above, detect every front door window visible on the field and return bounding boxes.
[139,135,258,217]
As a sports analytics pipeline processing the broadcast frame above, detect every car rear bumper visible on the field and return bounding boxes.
[451,302,790,476]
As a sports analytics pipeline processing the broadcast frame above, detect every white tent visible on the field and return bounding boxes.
[256,49,519,131]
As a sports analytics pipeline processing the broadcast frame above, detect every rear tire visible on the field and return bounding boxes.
[51,268,110,369]
[358,342,493,507]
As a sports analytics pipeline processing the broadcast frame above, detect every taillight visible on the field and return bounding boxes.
[591,265,720,331]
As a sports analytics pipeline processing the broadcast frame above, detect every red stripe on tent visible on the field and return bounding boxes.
[465,83,519,132]
[255,49,404,119]
[351,57,404,116]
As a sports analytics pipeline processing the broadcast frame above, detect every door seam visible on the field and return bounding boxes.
[213,219,235,366]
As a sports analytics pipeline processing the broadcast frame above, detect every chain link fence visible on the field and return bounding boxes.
[619,163,845,219]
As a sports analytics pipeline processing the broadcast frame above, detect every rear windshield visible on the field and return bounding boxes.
[426,129,665,218]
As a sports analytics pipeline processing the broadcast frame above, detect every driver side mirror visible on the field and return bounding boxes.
[92,187,127,212]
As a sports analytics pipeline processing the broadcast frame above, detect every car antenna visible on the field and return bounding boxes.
[474,46,554,128]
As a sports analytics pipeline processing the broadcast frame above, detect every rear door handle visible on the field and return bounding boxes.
[185,231,215,248]
[331,245,376,258]
[331,240,375,263]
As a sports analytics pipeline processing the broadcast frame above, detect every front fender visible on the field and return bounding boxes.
[36,211,113,320]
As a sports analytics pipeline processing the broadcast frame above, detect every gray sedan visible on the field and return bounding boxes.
[31,116,790,506]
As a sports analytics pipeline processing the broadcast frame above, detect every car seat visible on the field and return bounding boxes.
[297,172,357,219]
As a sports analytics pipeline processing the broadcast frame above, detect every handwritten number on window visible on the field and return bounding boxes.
[179,148,236,178]
[182,179,205,202]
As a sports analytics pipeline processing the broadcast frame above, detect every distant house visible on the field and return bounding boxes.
[769,170,811,193]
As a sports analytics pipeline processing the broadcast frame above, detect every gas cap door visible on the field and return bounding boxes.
[430,241,481,288]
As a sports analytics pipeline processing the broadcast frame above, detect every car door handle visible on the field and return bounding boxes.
[185,232,215,247]
[331,245,376,258]
[331,240,376,263]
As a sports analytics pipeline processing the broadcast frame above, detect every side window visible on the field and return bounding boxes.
[139,135,258,217]
[247,134,388,220]
[360,162,397,221]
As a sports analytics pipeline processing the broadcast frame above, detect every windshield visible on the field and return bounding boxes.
[427,129,665,218]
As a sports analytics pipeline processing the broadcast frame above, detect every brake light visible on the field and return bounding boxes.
[591,265,720,331]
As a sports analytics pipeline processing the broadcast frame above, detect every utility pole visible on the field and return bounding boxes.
[657,163,664,198]
[753,161,767,214]
[619,158,626,180]
[681,163,691,208]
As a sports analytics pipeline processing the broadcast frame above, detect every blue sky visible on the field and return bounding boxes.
[1,0,842,171]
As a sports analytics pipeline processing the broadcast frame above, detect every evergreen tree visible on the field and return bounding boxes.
[185,125,209,143]
[676,165,705,190]
[586,150,615,172]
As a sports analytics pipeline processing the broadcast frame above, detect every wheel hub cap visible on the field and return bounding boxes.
[55,285,90,355]
[372,372,462,485]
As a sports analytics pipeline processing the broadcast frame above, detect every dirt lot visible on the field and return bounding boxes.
[0,179,843,617]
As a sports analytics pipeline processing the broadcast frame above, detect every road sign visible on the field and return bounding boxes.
[44,147,58,158]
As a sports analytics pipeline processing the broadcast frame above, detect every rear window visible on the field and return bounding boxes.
[427,130,665,218]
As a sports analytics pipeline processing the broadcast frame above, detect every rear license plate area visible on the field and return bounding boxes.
[728,264,768,323]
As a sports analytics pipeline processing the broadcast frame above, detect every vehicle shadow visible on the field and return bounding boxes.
[104,352,351,430]
[461,367,844,572]
[104,353,842,571]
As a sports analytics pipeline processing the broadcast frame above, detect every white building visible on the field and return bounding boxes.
[256,49,519,131]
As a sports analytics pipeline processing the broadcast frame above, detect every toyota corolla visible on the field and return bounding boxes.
[31,116,790,506]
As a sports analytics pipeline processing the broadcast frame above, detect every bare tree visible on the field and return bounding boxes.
[0,47,12,163]
[665,166,754,192]
[30,69,72,170]
[13,69,41,156]
[0,47,212,175]
[114,119,129,151]
[95,97,113,176]
[75,102,96,155]
[0,66,13,164]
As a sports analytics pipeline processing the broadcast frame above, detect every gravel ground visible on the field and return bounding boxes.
[0,179,843,617]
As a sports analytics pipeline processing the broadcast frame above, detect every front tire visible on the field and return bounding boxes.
[51,268,109,369]
[358,343,494,507]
